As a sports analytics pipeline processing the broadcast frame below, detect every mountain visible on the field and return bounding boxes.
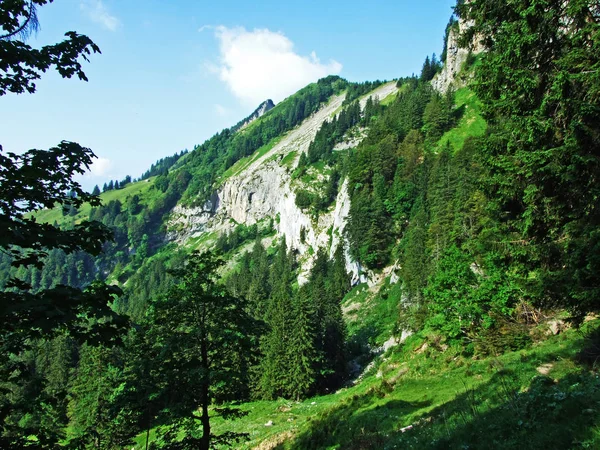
[3,2,600,448]
[235,99,276,131]
[168,81,398,284]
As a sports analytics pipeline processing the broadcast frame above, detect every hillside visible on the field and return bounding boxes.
[2,1,600,449]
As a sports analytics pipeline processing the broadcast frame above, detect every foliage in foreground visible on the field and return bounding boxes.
[205,322,600,450]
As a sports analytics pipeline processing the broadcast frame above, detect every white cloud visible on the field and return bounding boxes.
[207,26,342,105]
[81,0,120,31]
[89,157,112,177]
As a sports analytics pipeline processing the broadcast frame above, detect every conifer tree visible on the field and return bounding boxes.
[287,289,318,399]
[258,239,297,398]
[246,237,270,319]
[456,0,600,318]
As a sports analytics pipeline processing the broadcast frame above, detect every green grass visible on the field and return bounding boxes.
[281,150,298,169]
[437,87,487,153]
[344,281,402,348]
[380,90,398,106]
[209,321,600,450]
[32,178,156,225]
[297,161,329,187]
[129,288,600,450]
[219,136,283,183]
[183,231,219,251]
[130,319,600,450]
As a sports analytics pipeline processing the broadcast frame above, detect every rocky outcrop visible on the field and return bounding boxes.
[168,82,399,283]
[238,99,275,129]
[432,18,484,93]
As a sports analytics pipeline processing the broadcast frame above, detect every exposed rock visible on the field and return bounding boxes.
[415,342,429,354]
[432,18,485,93]
[536,363,553,376]
[239,99,275,130]
[400,330,413,343]
[382,336,400,353]
[342,300,362,315]
[547,319,567,335]
[470,262,484,276]
[387,367,409,385]
[359,82,399,107]
[584,313,599,323]
[366,262,401,289]
[264,420,274,427]
[167,82,399,284]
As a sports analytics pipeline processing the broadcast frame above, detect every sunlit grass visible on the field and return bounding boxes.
[437,87,487,153]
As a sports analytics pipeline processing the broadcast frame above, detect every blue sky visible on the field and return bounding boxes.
[1,0,455,189]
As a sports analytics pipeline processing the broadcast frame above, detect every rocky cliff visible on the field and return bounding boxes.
[168,82,399,284]
[238,99,276,130]
[432,18,484,93]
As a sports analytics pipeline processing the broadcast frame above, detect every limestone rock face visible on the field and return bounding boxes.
[239,99,275,129]
[167,82,399,283]
[432,18,484,93]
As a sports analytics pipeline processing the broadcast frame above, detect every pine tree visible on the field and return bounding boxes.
[420,56,432,82]
[67,344,125,448]
[307,249,347,391]
[246,237,270,319]
[258,239,296,399]
[92,185,101,196]
[456,0,600,318]
[297,151,308,170]
[287,290,318,400]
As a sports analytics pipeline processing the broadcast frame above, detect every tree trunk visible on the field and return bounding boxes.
[200,338,210,450]
[145,406,151,450]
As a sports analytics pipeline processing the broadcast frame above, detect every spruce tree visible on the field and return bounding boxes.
[287,290,318,400]
[455,0,600,318]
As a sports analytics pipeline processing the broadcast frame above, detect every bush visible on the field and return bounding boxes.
[294,190,313,210]
[577,325,600,368]
[472,319,532,357]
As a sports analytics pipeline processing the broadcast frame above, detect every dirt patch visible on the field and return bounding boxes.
[342,301,362,315]
[536,363,554,376]
[253,431,295,450]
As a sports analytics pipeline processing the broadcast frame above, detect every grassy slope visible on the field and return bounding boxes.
[437,87,487,152]
[209,86,598,449]
[132,272,600,450]
[219,136,284,184]
[343,281,400,348]
[33,177,156,225]
[203,321,600,450]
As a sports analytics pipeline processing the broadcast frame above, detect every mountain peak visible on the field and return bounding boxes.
[237,99,276,130]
